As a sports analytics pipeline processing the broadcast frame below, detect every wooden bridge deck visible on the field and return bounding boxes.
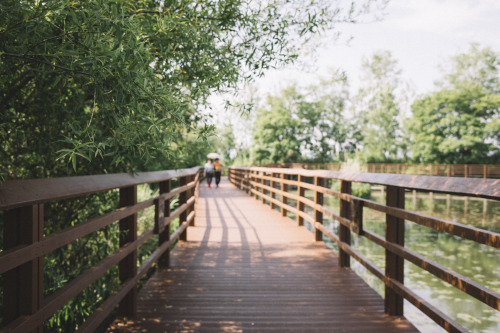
[108,178,419,332]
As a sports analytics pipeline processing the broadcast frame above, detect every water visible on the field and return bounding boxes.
[319,190,500,333]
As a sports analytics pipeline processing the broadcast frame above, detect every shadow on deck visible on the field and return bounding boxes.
[108,178,418,332]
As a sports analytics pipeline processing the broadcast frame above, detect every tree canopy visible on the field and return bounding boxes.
[407,86,500,164]
[241,45,500,166]
[252,78,354,164]
[0,0,383,180]
[352,51,406,162]
[408,45,500,164]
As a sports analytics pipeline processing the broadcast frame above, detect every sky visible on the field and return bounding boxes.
[255,0,500,97]
[211,0,500,148]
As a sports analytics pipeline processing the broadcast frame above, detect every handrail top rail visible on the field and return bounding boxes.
[0,166,201,210]
[230,166,500,200]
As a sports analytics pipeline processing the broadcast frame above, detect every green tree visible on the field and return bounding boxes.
[408,86,500,164]
[252,90,303,164]
[251,77,352,164]
[408,45,500,164]
[1,0,383,180]
[437,43,500,94]
[212,123,242,166]
[352,51,407,162]
[0,1,386,331]
[297,74,354,162]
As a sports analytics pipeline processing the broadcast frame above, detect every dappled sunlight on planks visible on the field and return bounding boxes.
[108,178,418,333]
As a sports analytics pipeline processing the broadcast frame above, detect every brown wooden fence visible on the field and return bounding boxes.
[0,167,202,332]
[264,163,500,178]
[228,167,500,333]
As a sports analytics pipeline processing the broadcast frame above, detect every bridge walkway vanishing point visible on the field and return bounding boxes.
[108,178,419,332]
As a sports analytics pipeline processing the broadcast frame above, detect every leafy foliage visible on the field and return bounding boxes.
[437,43,500,94]
[407,85,500,164]
[0,0,379,180]
[251,78,355,164]
[408,45,500,164]
[352,51,407,162]
[242,45,500,166]
[1,1,386,331]
[252,88,302,163]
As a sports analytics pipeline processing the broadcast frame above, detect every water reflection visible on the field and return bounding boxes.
[322,190,500,333]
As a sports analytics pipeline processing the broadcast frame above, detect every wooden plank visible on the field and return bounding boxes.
[362,198,499,249]
[314,177,324,241]
[229,167,500,199]
[339,180,351,268]
[281,173,288,217]
[179,176,188,241]
[317,223,469,333]
[270,173,277,210]
[158,181,196,202]
[297,175,306,226]
[4,229,154,333]
[0,200,152,275]
[108,178,418,333]
[0,167,201,210]
[3,205,44,333]
[189,174,196,226]
[158,180,171,268]
[385,186,405,316]
[363,230,500,310]
[118,186,137,317]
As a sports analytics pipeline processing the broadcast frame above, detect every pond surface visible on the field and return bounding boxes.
[314,190,500,333]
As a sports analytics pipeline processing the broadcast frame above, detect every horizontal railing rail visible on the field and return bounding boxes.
[229,166,500,333]
[0,166,202,332]
[263,163,500,179]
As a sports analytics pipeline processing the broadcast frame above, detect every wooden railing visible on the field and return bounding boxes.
[264,163,500,179]
[0,167,202,332]
[228,167,500,333]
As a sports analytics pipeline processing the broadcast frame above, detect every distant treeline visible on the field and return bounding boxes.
[219,45,500,167]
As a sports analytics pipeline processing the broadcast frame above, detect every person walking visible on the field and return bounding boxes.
[204,159,214,187]
[213,158,223,188]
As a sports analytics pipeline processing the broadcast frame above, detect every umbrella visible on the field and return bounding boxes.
[207,152,220,159]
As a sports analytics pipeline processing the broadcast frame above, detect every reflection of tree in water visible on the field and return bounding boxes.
[323,191,499,333]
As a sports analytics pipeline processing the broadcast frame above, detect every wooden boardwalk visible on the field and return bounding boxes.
[108,178,419,332]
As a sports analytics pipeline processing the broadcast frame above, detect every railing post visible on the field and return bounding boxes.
[255,171,260,201]
[189,174,196,226]
[119,185,138,317]
[297,174,306,226]
[179,176,188,241]
[262,172,266,204]
[281,173,288,217]
[4,204,44,333]
[249,170,253,197]
[385,185,405,316]
[246,170,251,194]
[270,173,276,210]
[159,179,171,268]
[339,180,351,267]
[314,177,324,241]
